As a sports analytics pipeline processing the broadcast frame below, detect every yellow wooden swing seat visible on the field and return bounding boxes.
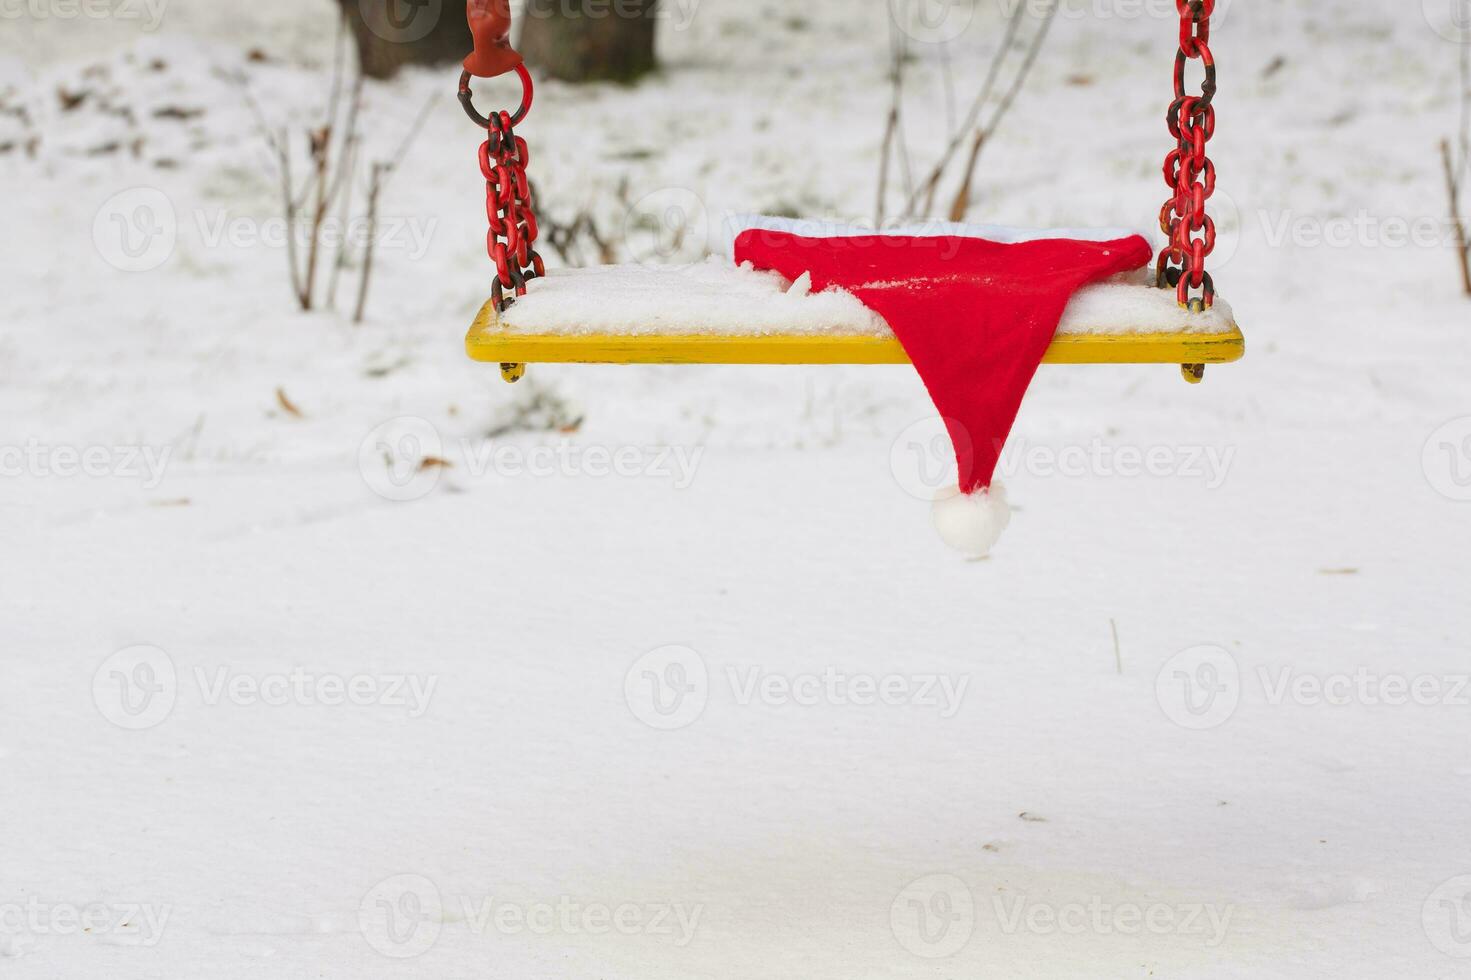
[465,266,1244,384]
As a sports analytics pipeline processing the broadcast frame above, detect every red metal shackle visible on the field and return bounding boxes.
[463,0,523,78]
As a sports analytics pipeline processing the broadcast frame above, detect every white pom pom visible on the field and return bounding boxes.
[931,483,1011,558]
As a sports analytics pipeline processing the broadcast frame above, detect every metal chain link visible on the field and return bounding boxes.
[1157,0,1217,310]
[481,109,544,314]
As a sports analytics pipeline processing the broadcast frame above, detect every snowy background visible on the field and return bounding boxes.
[3,0,1471,976]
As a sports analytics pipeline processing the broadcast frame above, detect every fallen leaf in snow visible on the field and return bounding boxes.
[1018,812,1047,823]
[1318,568,1359,576]
[418,457,452,471]
[275,388,304,419]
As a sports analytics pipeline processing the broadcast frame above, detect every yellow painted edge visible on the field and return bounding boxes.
[466,299,1246,366]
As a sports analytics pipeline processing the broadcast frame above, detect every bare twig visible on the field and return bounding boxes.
[299,49,359,310]
[589,216,617,264]
[904,5,1024,218]
[939,39,957,134]
[238,67,349,311]
[877,14,922,226]
[237,77,311,306]
[354,161,388,325]
[948,129,986,222]
[1442,139,1471,297]
[1444,3,1471,299]
[240,44,374,314]
[328,74,366,203]
[277,131,309,307]
[876,29,905,225]
[326,120,360,310]
[902,0,1059,221]
[300,126,333,310]
[1459,19,1470,181]
[947,0,1059,221]
[379,91,437,182]
[353,92,437,324]
[324,11,349,133]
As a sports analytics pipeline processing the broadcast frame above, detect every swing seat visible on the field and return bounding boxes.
[466,260,1244,379]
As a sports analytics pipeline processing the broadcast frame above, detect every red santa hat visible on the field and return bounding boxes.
[733,217,1153,558]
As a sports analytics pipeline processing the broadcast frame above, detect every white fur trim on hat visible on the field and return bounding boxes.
[931,483,1012,559]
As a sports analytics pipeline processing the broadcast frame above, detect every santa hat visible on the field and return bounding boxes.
[733,217,1153,558]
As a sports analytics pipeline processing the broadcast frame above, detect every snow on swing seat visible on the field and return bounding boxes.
[465,257,1244,368]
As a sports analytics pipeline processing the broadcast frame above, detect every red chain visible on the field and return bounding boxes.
[477,101,543,313]
[1158,0,1217,310]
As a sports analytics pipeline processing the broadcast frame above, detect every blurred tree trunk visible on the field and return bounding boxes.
[335,0,473,80]
[518,0,659,83]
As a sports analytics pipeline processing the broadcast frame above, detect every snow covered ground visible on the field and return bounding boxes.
[3,0,1471,976]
